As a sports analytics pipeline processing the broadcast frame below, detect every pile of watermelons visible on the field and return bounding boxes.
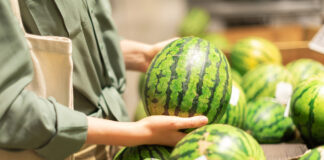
[115,9,324,160]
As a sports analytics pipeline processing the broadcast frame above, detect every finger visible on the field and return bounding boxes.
[155,37,179,49]
[149,37,179,58]
[170,116,208,130]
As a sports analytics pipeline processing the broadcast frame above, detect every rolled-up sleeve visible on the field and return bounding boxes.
[0,1,88,160]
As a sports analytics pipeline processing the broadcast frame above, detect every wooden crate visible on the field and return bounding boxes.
[223,25,305,44]
[276,41,324,65]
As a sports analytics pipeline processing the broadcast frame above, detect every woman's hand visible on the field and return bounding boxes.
[85,115,208,147]
[137,115,208,146]
[121,38,178,72]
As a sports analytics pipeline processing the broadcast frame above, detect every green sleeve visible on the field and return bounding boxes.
[0,1,88,160]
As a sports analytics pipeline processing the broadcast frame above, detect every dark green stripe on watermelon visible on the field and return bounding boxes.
[174,39,203,116]
[245,98,295,143]
[142,37,232,126]
[286,59,324,85]
[203,48,223,116]
[242,64,294,102]
[212,54,231,123]
[143,38,191,115]
[230,37,282,75]
[219,80,246,128]
[188,40,210,116]
[299,145,324,160]
[162,38,194,115]
[307,90,319,144]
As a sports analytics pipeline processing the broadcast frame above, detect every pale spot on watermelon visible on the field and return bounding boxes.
[198,132,212,155]
[218,136,235,152]
[195,155,208,160]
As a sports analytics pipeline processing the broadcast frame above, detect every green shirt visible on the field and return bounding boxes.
[0,0,128,159]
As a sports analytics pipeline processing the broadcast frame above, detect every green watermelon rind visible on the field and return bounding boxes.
[142,37,232,126]
[230,37,282,75]
[298,145,324,160]
[241,64,295,102]
[170,124,266,160]
[290,75,324,147]
[244,98,296,144]
[219,80,247,129]
[286,58,324,85]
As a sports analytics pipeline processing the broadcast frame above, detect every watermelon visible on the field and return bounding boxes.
[241,64,294,103]
[231,69,243,85]
[286,59,324,85]
[134,100,147,121]
[179,8,210,37]
[245,98,295,143]
[170,124,266,160]
[230,37,282,75]
[142,37,232,126]
[290,75,324,147]
[202,33,230,51]
[299,145,324,160]
[219,80,247,129]
[114,145,172,160]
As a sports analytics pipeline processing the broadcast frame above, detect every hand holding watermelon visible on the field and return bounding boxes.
[137,115,208,146]
[121,38,178,72]
[86,115,207,147]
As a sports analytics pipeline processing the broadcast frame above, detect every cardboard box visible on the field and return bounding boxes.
[261,143,308,160]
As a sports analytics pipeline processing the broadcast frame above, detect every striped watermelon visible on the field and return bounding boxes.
[245,98,295,143]
[170,124,266,160]
[179,8,210,37]
[142,37,232,125]
[231,69,243,85]
[241,64,294,102]
[286,59,324,85]
[290,75,324,147]
[230,37,282,75]
[219,80,247,129]
[299,145,324,160]
[114,145,172,160]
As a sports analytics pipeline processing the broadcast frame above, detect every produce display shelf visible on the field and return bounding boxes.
[188,0,322,18]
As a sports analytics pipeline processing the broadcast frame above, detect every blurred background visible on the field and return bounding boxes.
[110,0,324,119]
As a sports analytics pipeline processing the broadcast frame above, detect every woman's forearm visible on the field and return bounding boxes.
[85,115,208,147]
[85,117,149,146]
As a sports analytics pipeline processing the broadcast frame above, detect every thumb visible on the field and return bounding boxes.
[148,37,179,58]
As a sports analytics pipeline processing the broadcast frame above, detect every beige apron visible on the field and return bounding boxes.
[0,0,120,160]
[0,0,74,159]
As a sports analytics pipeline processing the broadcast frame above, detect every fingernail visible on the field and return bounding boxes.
[195,116,208,122]
[201,116,208,123]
